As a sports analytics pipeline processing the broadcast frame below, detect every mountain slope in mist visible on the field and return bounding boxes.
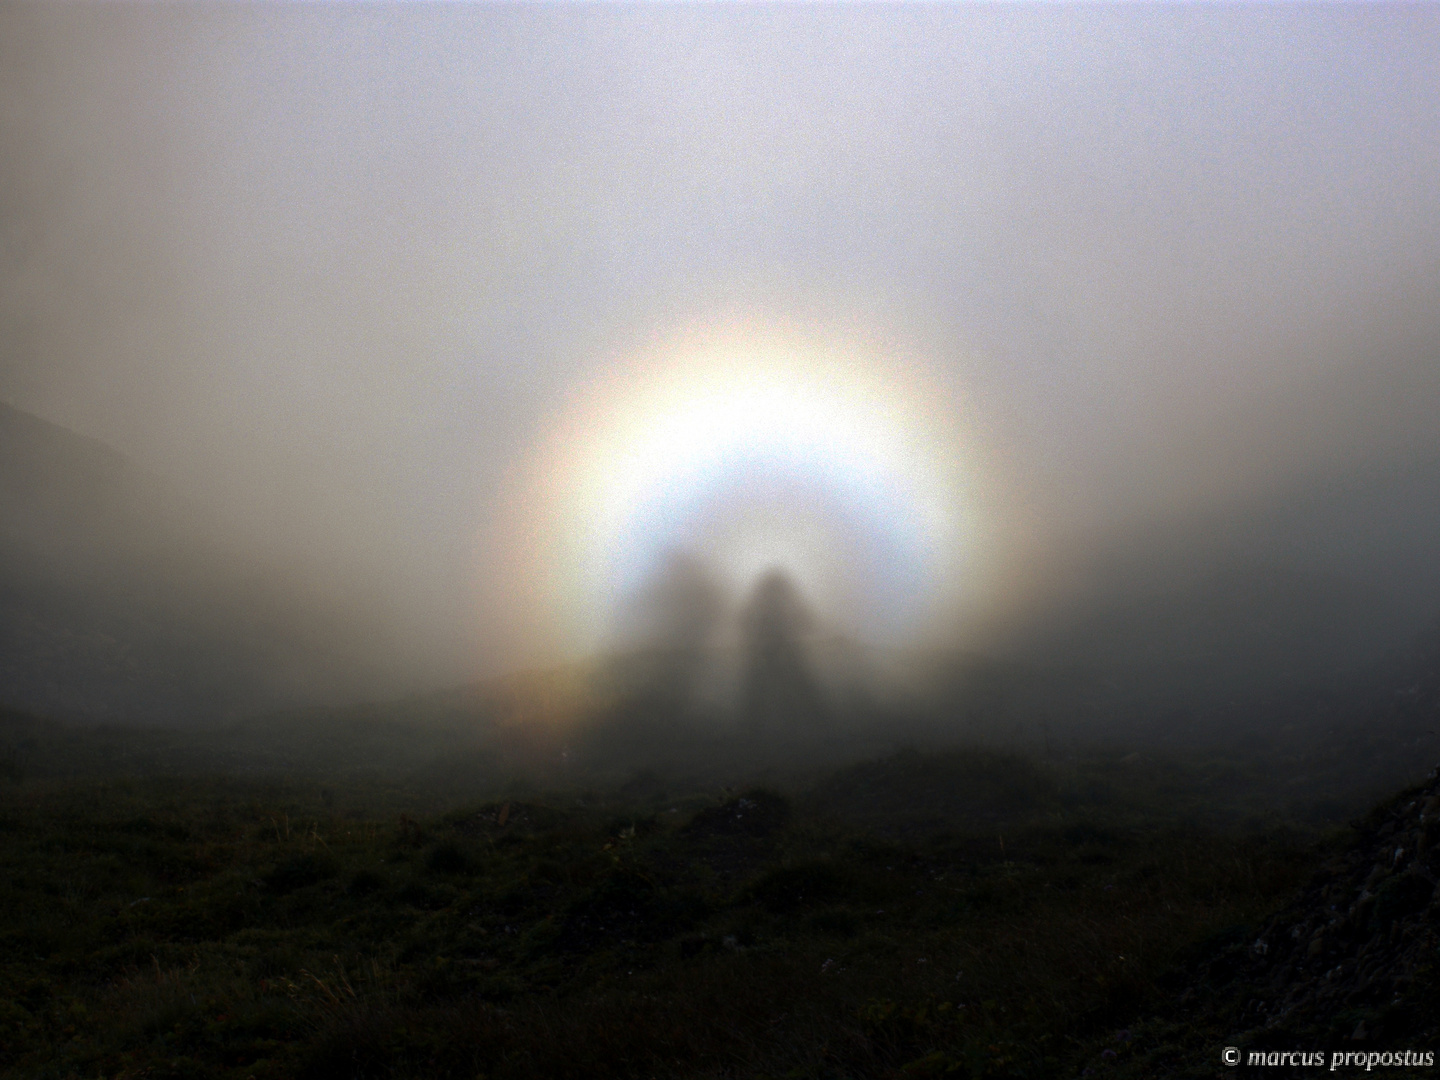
[0,402,410,723]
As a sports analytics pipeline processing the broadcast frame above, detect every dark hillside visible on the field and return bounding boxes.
[2,700,1439,1079]
[0,746,1319,1080]
[1082,763,1440,1078]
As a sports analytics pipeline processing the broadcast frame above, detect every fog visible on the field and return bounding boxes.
[2,4,1439,749]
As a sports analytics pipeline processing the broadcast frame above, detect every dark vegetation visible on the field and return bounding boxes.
[1083,766,1440,1080]
[2,712,1437,1080]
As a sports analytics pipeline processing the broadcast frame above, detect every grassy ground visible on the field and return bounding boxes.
[0,745,1330,1080]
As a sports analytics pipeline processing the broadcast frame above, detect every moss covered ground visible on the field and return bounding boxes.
[0,743,1342,1080]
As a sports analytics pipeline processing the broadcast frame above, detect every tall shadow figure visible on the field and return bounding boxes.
[581,553,728,772]
[630,552,726,712]
[740,569,828,749]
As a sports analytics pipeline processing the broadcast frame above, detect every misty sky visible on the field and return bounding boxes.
[3,4,1438,677]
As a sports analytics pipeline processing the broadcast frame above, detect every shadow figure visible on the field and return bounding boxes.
[740,569,828,749]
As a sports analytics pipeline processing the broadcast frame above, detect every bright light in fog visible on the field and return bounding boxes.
[514,324,983,652]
